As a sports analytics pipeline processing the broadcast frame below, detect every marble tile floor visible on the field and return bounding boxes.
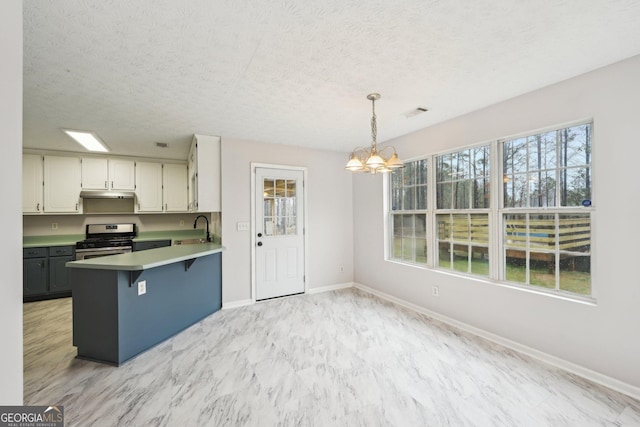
[23,288,640,426]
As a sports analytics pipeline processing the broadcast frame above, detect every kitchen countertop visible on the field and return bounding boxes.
[23,235,83,248]
[66,243,224,271]
[23,230,219,248]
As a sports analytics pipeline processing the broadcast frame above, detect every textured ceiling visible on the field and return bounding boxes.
[23,0,640,160]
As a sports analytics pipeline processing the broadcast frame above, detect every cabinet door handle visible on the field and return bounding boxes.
[75,203,78,211]
[165,203,168,211]
[36,203,40,211]
[105,180,108,189]
[111,181,114,189]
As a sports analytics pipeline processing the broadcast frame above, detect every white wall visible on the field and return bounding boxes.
[221,138,353,304]
[353,55,640,389]
[0,0,23,404]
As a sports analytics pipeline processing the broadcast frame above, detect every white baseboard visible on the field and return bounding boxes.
[306,282,354,294]
[223,283,354,309]
[352,282,640,401]
[222,299,253,310]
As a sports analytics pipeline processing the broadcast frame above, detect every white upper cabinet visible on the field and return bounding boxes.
[163,163,188,212]
[81,158,108,189]
[82,158,135,190]
[135,162,163,212]
[109,159,135,190]
[24,152,188,215]
[43,156,81,213]
[136,162,188,213]
[188,134,221,212]
[23,154,43,213]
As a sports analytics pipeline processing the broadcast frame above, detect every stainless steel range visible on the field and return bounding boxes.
[75,223,137,260]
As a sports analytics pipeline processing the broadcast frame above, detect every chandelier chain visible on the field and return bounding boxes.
[370,98,377,149]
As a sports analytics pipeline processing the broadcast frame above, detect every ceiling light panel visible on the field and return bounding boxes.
[62,129,109,152]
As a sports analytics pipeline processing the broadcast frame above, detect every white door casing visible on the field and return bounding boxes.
[254,166,305,301]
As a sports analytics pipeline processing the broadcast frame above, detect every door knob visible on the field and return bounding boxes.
[257,241,263,247]
[257,233,263,237]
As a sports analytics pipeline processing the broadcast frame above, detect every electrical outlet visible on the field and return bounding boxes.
[432,286,439,297]
[138,280,147,296]
[51,223,58,230]
[237,222,249,231]
[179,220,185,226]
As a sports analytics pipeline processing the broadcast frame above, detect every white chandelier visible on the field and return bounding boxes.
[345,93,404,174]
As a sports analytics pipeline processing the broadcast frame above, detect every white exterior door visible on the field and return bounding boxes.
[255,167,305,300]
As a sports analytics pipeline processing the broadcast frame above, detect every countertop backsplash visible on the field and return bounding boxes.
[23,212,221,240]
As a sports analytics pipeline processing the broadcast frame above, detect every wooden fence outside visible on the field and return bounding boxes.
[438,215,590,270]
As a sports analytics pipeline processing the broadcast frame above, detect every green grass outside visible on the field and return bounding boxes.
[393,238,590,296]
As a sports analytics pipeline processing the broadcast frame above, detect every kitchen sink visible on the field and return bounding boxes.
[173,238,208,245]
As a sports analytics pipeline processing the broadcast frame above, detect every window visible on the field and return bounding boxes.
[502,123,592,295]
[389,159,428,264]
[502,124,592,207]
[436,146,490,277]
[385,121,593,299]
[436,146,490,210]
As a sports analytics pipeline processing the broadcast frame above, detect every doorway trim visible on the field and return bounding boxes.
[250,163,308,304]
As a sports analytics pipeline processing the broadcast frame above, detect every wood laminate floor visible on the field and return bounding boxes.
[24,288,640,426]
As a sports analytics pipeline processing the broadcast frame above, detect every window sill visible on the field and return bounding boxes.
[386,258,597,306]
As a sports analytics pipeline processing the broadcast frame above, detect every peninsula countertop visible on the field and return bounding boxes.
[66,243,224,271]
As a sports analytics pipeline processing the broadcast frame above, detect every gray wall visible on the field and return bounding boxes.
[353,55,640,389]
[1,0,23,404]
[221,138,354,304]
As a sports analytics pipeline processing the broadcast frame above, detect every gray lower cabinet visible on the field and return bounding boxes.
[23,256,48,295]
[132,240,171,251]
[49,255,73,293]
[23,245,74,301]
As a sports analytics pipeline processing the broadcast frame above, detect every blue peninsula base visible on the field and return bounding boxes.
[70,252,221,365]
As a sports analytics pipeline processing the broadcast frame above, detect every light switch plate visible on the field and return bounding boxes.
[237,222,249,231]
[138,280,147,295]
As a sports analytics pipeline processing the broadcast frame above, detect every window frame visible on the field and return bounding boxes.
[387,157,430,266]
[384,119,595,301]
[498,121,594,298]
[434,143,492,278]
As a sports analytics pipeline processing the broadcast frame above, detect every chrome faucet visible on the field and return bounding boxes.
[193,215,211,242]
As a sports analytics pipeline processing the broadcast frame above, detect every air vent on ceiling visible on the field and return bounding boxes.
[404,107,429,118]
[155,142,169,148]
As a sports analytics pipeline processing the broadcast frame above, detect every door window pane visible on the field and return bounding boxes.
[286,180,296,197]
[264,179,275,197]
[263,177,298,237]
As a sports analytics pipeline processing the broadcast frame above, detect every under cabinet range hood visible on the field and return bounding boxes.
[81,192,136,213]
[80,190,135,199]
